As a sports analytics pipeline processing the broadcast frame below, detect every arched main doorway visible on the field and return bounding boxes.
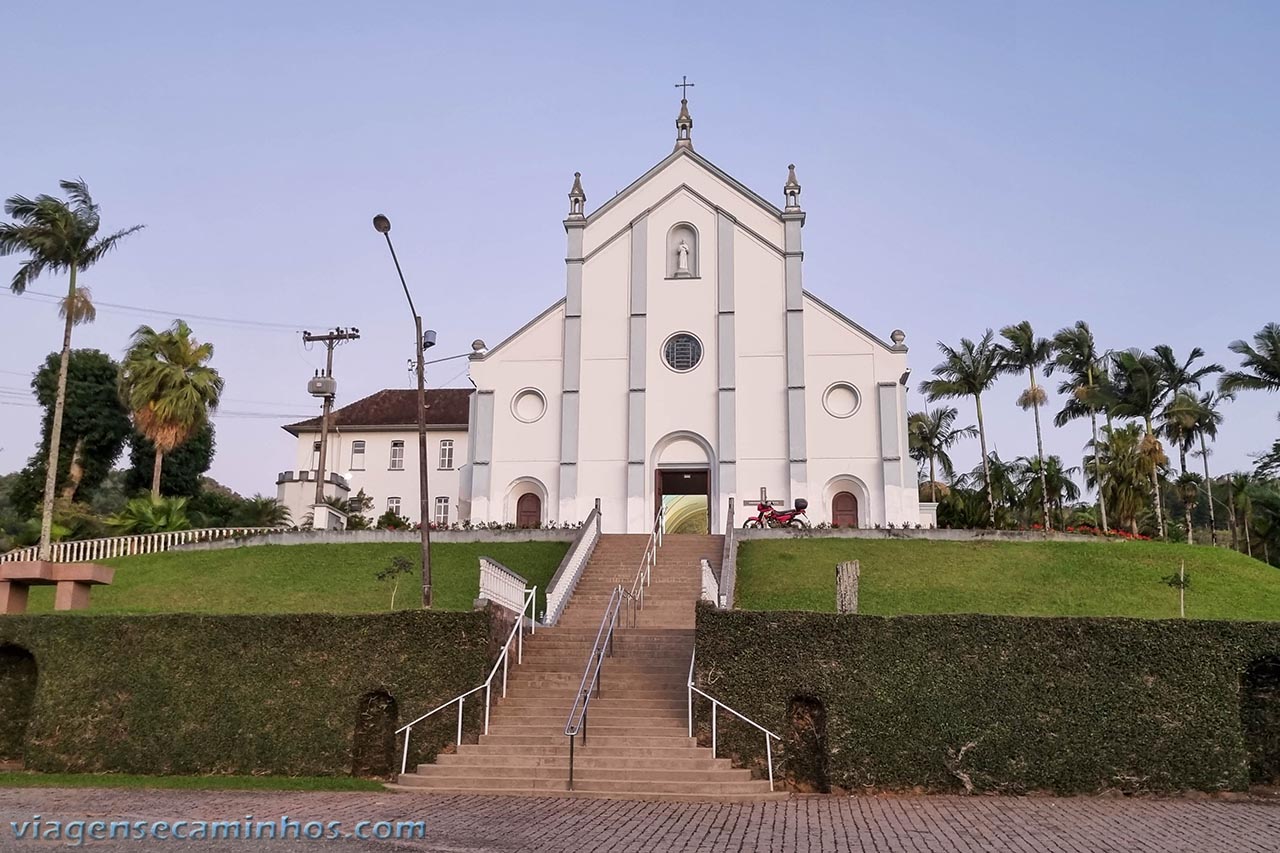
[832,492,859,528]
[651,432,715,534]
[516,493,542,529]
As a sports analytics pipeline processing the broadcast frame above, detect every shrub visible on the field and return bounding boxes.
[695,605,1280,794]
[0,610,490,777]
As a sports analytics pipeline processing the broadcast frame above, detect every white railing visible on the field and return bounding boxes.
[0,527,276,563]
[396,586,536,776]
[700,558,719,605]
[623,503,666,627]
[479,557,533,617]
[542,500,602,626]
[686,650,783,791]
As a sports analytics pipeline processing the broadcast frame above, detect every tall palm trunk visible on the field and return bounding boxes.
[1199,435,1217,546]
[1028,369,1050,532]
[1184,501,1194,545]
[37,263,78,561]
[974,394,995,528]
[1090,409,1108,531]
[1227,487,1239,551]
[929,455,938,502]
[1144,416,1166,539]
[151,446,164,499]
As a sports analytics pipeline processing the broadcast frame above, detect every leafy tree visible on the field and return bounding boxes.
[345,489,375,530]
[920,331,1004,527]
[961,451,1022,527]
[187,487,243,528]
[1085,424,1156,535]
[1221,323,1280,397]
[9,350,131,514]
[106,495,193,534]
[907,407,977,502]
[126,421,215,498]
[0,178,143,557]
[375,510,410,530]
[1049,321,1112,532]
[1108,350,1173,538]
[1019,455,1081,530]
[997,322,1054,529]
[119,320,224,498]
[1227,472,1254,556]
[1175,472,1203,545]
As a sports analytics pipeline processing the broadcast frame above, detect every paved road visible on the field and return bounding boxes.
[1,789,1278,852]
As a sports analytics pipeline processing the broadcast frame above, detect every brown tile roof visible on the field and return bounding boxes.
[283,388,473,434]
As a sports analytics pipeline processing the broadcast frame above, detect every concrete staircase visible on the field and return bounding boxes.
[395,533,786,801]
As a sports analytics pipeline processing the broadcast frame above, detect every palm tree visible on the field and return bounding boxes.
[1229,472,1255,557]
[1154,344,1224,400]
[1190,391,1230,545]
[920,331,1004,527]
[1160,392,1202,476]
[1220,323,1280,397]
[0,179,143,558]
[1175,472,1203,545]
[1049,321,1111,531]
[1020,455,1081,529]
[1085,424,1155,535]
[967,451,1022,526]
[1108,349,1173,538]
[998,321,1053,531]
[907,407,978,501]
[235,495,292,528]
[119,321,224,498]
[106,495,193,535]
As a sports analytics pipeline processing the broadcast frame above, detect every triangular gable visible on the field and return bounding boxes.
[470,297,566,363]
[803,290,907,354]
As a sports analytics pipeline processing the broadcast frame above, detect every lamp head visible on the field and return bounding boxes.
[372,214,391,234]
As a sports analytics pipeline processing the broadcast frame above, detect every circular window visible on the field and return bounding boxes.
[663,333,703,373]
[822,382,861,418]
[511,388,547,423]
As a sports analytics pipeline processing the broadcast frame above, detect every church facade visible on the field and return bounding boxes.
[279,100,925,534]
[459,99,923,534]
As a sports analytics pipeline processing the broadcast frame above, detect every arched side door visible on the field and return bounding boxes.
[516,493,542,529]
[832,491,859,528]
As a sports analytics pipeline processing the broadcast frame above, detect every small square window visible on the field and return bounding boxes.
[387,496,401,515]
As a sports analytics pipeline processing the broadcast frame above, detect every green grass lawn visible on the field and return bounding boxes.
[0,772,382,791]
[736,538,1280,620]
[17,541,568,616]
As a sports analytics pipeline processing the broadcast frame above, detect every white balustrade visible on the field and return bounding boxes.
[0,527,274,563]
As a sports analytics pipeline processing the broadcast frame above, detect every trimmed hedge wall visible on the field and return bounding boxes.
[696,605,1280,794]
[0,610,490,776]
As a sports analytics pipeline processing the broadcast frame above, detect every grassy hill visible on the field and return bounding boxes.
[736,538,1280,620]
[17,541,569,616]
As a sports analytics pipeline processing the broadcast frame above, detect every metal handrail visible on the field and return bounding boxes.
[624,503,666,627]
[686,650,783,791]
[562,583,625,790]
[395,585,536,776]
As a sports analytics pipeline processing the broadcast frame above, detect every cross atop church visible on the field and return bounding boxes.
[674,75,695,100]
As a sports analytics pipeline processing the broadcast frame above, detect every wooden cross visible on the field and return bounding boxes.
[674,75,695,99]
[758,487,783,507]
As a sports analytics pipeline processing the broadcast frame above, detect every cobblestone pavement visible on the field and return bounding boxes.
[1,789,1278,852]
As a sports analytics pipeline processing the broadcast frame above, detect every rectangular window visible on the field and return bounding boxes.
[389,440,405,470]
[438,440,454,470]
[434,496,450,527]
[311,441,321,470]
[350,440,366,470]
[387,497,401,515]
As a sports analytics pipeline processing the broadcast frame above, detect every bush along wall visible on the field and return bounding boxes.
[0,609,491,777]
[695,605,1280,794]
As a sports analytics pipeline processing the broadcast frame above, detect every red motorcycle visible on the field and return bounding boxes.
[743,498,810,529]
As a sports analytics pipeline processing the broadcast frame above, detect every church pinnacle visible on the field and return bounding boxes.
[567,171,586,219]
[674,75,695,150]
[783,163,803,213]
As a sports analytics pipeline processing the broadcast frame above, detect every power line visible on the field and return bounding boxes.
[2,288,330,332]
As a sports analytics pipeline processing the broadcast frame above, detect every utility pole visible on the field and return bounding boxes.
[303,327,361,509]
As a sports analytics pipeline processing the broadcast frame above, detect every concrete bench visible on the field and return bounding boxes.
[0,561,114,614]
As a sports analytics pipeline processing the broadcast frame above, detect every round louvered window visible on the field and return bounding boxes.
[663,333,703,373]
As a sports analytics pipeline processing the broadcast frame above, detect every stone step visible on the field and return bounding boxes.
[384,783,788,803]
[479,733,697,748]
[496,697,686,712]
[456,742,707,759]
[393,775,773,796]
[484,722,686,738]
[413,764,751,782]
[430,753,729,771]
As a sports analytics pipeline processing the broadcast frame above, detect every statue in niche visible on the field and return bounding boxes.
[676,240,690,275]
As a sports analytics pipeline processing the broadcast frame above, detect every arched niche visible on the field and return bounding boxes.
[666,222,699,279]
[504,477,549,527]
[822,475,872,529]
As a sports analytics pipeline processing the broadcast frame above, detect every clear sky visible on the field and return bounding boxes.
[1,1,1276,497]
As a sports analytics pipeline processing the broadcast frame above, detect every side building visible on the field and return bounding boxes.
[277,388,471,529]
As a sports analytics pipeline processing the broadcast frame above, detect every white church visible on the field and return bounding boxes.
[279,97,926,534]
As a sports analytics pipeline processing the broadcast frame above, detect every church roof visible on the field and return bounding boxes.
[585,147,785,226]
[282,388,473,435]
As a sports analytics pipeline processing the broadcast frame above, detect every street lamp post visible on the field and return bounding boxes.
[373,214,433,608]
